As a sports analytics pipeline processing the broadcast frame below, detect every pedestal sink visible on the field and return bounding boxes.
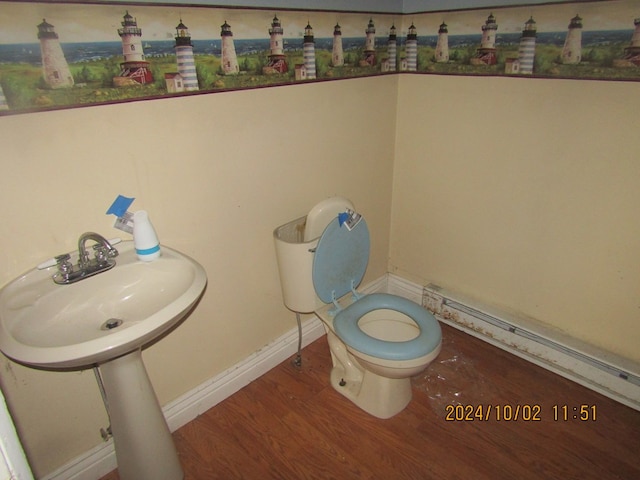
[0,240,207,480]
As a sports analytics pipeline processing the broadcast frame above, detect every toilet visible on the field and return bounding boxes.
[274,197,442,419]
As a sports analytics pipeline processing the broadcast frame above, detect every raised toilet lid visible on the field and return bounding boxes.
[313,213,441,361]
[312,215,369,304]
[304,196,354,242]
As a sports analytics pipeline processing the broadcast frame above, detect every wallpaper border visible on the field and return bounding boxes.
[0,0,637,115]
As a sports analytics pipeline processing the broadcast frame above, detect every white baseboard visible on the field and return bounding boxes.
[43,276,392,480]
[163,316,325,431]
[44,273,639,479]
[43,317,326,480]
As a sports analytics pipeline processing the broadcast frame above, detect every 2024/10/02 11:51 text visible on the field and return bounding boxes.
[444,404,597,422]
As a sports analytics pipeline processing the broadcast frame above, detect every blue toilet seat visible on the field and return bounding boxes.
[334,293,441,361]
[313,216,441,362]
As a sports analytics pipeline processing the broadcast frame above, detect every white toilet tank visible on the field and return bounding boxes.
[273,197,354,313]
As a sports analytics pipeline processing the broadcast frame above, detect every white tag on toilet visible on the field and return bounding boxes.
[342,209,362,231]
[113,211,134,234]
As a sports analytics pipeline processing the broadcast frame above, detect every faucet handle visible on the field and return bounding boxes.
[55,253,71,265]
[93,245,108,264]
[93,243,118,266]
[54,254,73,278]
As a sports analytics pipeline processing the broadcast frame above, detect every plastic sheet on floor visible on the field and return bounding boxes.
[412,330,488,417]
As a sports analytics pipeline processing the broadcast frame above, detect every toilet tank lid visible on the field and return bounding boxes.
[312,216,369,304]
[304,196,354,242]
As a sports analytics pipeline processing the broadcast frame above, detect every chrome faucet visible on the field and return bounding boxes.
[53,232,119,285]
[78,232,118,268]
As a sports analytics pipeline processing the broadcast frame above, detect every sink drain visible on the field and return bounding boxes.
[101,318,123,331]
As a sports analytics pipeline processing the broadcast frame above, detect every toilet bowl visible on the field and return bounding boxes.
[331,293,442,377]
[274,197,442,419]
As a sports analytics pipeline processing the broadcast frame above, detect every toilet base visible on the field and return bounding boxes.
[322,324,416,419]
[329,365,412,419]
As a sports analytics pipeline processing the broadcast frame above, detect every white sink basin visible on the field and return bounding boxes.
[0,241,207,369]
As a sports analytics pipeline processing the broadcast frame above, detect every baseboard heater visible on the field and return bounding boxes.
[417,281,640,411]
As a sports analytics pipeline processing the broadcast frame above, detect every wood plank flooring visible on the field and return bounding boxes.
[100,324,640,479]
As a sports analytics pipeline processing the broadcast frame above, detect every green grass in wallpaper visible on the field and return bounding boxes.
[1,46,389,110]
[3,37,637,111]
[418,42,637,79]
[1,0,639,115]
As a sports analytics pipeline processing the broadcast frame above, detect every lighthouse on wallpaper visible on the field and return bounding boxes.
[265,15,287,73]
[174,19,199,90]
[505,17,537,75]
[435,22,449,63]
[621,17,640,65]
[386,24,397,71]
[117,11,153,84]
[0,85,8,110]
[473,13,498,65]
[302,22,317,79]
[405,23,418,71]
[221,21,239,75]
[562,14,583,64]
[363,18,376,66]
[332,23,344,67]
[37,19,74,89]
[517,17,537,74]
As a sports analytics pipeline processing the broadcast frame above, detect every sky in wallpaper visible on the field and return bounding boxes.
[0,2,390,43]
[0,0,638,44]
[0,0,638,115]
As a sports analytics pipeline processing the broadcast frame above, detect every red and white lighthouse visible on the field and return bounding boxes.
[363,18,376,66]
[265,15,287,73]
[622,17,640,66]
[117,11,153,84]
[473,13,498,65]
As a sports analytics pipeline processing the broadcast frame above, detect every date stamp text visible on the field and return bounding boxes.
[444,404,597,422]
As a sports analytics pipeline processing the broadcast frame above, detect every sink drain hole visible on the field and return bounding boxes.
[101,318,123,330]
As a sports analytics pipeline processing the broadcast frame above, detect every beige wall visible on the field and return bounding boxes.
[391,74,640,362]
[0,76,397,476]
[2,70,639,477]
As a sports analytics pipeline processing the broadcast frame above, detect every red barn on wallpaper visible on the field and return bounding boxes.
[0,0,638,115]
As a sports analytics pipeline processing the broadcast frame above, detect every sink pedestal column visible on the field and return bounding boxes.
[99,349,183,480]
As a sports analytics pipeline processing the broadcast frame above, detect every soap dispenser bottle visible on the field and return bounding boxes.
[133,210,161,261]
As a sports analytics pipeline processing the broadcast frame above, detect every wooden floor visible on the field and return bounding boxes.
[100,324,640,479]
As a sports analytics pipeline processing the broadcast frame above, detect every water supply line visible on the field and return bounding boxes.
[93,367,113,441]
[293,312,302,367]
